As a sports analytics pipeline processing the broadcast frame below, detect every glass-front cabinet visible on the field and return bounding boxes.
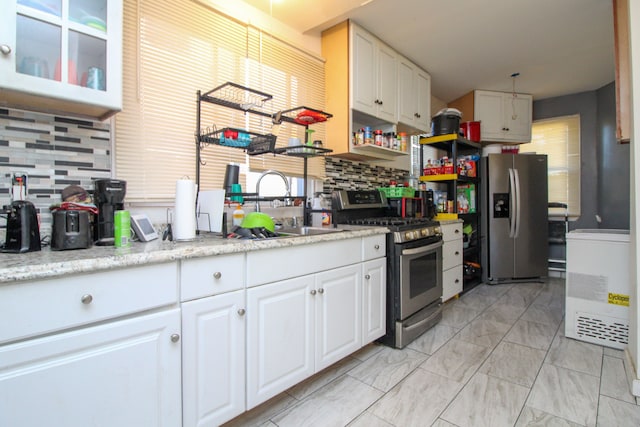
[0,0,122,119]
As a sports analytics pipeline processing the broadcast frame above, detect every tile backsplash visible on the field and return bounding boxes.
[0,108,111,240]
[323,157,410,193]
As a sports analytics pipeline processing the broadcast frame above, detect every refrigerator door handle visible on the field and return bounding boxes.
[508,168,517,238]
[514,168,522,238]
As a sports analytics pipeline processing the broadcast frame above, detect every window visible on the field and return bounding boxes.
[519,114,580,218]
[115,0,326,202]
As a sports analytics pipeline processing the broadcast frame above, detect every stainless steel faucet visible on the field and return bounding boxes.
[255,170,291,212]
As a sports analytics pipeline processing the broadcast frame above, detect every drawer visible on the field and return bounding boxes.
[362,234,386,261]
[442,265,463,301]
[442,239,463,271]
[0,262,178,345]
[247,238,361,287]
[441,222,463,242]
[180,253,245,301]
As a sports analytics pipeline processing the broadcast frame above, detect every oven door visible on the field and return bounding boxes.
[399,239,443,319]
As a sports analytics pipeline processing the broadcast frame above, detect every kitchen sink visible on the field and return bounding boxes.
[276,226,345,237]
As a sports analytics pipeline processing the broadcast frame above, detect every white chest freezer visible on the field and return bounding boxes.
[565,229,630,349]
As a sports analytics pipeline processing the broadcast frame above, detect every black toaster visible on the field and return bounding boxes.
[51,210,92,250]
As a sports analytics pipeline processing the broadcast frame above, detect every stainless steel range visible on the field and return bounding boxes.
[332,190,443,348]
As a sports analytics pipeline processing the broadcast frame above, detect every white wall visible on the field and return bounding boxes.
[629,0,640,397]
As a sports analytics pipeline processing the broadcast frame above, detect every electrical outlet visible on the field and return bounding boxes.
[10,172,28,201]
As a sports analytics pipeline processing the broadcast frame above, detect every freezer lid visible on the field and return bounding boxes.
[567,229,630,243]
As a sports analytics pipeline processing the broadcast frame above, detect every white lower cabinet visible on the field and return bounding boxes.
[181,290,245,427]
[246,275,315,409]
[246,264,362,408]
[0,308,182,427]
[362,257,386,343]
[441,222,463,301]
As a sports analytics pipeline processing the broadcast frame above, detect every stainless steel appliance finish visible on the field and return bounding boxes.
[481,154,549,283]
[333,189,443,348]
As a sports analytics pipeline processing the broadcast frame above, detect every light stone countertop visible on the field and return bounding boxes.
[0,226,389,285]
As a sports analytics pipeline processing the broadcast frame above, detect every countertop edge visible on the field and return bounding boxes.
[0,227,389,284]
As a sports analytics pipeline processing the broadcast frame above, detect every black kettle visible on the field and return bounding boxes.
[1,200,41,253]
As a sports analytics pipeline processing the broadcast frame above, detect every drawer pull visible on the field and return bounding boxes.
[213,272,222,280]
[374,244,380,250]
[310,289,317,295]
[170,334,180,343]
[318,288,324,294]
[81,294,93,305]
[365,274,371,280]
[0,45,11,55]
[237,308,246,316]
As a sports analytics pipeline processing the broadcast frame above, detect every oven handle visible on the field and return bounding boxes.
[401,240,443,256]
[403,305,443,331]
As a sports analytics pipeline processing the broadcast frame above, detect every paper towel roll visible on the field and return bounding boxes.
[174,179,197,240]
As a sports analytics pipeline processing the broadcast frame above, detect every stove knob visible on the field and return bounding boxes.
[421,228,429,237]
[434,226,442,235]
[405,231,413,240]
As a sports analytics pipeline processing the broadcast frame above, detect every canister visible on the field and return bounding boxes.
[114,210,131,248]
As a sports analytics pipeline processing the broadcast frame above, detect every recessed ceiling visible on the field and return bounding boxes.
[241,0,615,103]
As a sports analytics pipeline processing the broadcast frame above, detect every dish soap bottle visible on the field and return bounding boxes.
[232,204,245,227]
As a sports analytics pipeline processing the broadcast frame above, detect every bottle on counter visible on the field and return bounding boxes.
[232,204,245,226]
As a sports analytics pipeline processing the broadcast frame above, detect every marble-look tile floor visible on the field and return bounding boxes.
[223,278,640,427]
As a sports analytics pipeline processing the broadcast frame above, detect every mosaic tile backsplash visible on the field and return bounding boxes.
[0,108,111,240]
[323,157,411,193]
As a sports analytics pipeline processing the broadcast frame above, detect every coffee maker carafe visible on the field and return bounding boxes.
[93,179,126,245]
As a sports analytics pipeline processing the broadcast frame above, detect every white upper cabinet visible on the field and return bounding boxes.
[351,24,397,123]
[398,56,431,132]
[474,90,532,142]
[0,0,123,119]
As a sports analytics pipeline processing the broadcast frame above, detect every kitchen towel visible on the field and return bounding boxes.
[174,179,197,240]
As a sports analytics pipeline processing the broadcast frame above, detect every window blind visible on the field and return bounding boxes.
[246,27,326,179]
[115,0,326,202]
[519,115,581,217]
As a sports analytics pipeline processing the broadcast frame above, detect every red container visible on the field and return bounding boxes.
[460,121,481,142]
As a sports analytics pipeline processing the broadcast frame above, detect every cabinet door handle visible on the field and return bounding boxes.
[310,289,317,295]
[455,229,460,233]
[374,244,380,250]
[81,294,93,304]
[0,45,11,55]
[455,279,459,283]
[455,251,460,256]
[365,274,371,280]
[237,308,246,316]
[171,334,180,343]
[415,113,420,118]
[213,271,222,279]
[318,288,324,294]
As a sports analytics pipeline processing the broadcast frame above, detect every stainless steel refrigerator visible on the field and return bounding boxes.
[481,153,548,284]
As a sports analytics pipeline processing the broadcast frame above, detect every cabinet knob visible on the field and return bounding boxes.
[365,274,371,280]
[213,271,222,280]
[81,294,93,304]
[374,244,380,250]
[318,288,324,294]
[455,279,459,283]
[310,289,317,295]
[455,229,460,233]
[415,113,420,118]
[0,45,11,55]
[455,251,460,256]
[170,334,180,343]
[237,308,246,316]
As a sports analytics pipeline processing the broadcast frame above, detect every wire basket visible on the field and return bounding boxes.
[378,187,415,198]
[247,134,277,155]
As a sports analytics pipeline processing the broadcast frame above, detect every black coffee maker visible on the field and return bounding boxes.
[93,179,126,245]
[1,200,41,253]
